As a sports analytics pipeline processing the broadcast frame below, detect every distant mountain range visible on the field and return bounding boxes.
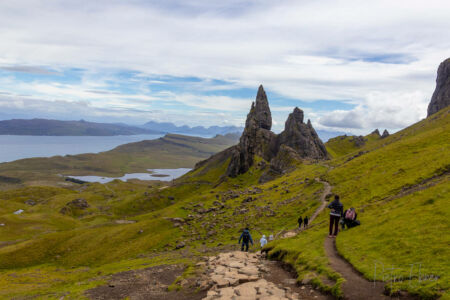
[0,119,159,136]
[0,118,345,141]
[141,121,243,136]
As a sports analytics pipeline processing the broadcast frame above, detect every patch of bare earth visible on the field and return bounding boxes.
[86,264,206,300]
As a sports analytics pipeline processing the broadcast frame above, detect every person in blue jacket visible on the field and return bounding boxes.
[238,227,253,252]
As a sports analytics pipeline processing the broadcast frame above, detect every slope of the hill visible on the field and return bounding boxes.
[325,130,383,158]
[0,118,159,136]
[0,113,448,299]
[267,107,450,299]
[0,133,239,189]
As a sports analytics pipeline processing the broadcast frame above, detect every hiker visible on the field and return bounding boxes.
[327,195,343,238]
[269,234,274,241]
[260,234,268,253]
[298,216,303,228]
[304,216,309,228]
[342,207,360,229]
[238,228,253,252]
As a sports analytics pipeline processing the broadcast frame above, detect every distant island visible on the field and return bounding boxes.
[0,119,159,136]
[0,118,244,137]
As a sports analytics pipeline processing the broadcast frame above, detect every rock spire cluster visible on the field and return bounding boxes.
[226,85,328,178]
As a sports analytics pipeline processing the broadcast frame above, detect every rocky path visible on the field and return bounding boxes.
[202,251,330,300]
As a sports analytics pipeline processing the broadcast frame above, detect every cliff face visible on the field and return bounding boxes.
[428,58,450,117]
[225,85,328,178]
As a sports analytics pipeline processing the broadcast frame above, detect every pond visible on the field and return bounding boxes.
[66,168,192,183]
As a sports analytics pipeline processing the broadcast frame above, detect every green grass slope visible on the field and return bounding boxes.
[267,107,450,299]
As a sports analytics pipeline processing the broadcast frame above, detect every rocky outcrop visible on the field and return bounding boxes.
[371,129,381,136]
[277,107,328,159]
[226,85,277,177]
[381,129,390,138]
[60,198,89,215]
[199,85,328,180]
[427,58,450,117]
[259,145,302,183]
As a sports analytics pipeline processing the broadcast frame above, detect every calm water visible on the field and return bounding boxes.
[0,134,163,163]
[67,168,192,183]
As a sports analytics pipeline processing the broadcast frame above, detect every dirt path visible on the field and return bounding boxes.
[282,178,331,238]
[324,238,393,300]
[202,251,332,300]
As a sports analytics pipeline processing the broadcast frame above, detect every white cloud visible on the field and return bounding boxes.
[0,0,449,132]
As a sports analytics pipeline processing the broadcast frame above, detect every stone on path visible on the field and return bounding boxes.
[201,251,294,300]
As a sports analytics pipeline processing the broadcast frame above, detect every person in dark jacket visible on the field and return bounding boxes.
[298,216,303,228]
[327,195,343,237]
[304,216,309,228]
[238,228,253,252]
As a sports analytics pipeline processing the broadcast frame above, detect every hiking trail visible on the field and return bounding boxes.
[201,251,331,300]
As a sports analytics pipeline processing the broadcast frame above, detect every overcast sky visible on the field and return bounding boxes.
[1,0,449,134]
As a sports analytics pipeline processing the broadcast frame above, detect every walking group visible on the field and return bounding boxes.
[237,194,360,252]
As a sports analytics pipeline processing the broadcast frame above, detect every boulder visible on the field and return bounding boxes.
[59,198,89,215]
[427,58,450,116]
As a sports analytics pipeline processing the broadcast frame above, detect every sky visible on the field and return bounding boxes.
[0,0,449,134]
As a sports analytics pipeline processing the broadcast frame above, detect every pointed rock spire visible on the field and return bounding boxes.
[381,129,390,138]
[427,58,450,116]
[253,85,272,130]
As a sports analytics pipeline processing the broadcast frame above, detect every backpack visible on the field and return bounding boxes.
[242,231,250,243]
[345,209,355,220]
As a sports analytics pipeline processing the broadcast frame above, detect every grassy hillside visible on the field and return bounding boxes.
[0,109,448,299]
[0,133,238,189]
[267,107,450,299]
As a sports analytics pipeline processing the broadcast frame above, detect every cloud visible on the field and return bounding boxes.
[0,0,449,132]
[0,65,60,75]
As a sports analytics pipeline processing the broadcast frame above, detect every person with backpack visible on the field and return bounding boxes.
[298,216,303,228]
[304,216,309,228]
[238,228,253,252]
[343,207,359,229]
[327,195,343,238]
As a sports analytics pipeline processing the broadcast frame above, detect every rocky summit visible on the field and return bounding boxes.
[427,58,450,116]
[222,85,327,179]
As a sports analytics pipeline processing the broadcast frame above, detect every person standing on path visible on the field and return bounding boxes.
[298,216,303,228]
[327,195,343,238]
[259,234,267,253]
[238,227,253,252]
[304,216,309,228]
